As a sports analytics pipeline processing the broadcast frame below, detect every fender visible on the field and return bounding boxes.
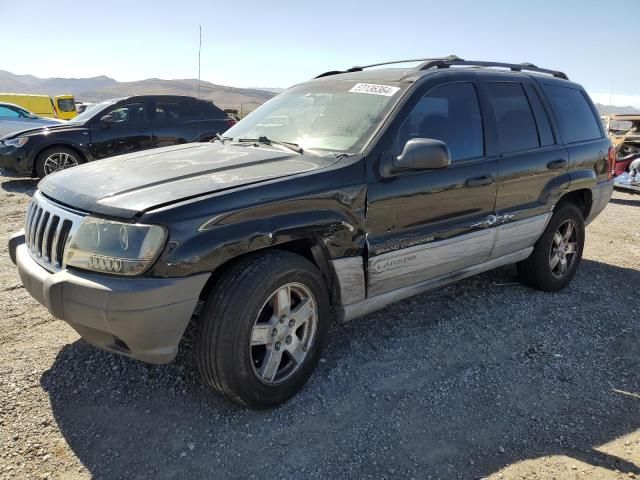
[28,137,94,172]
[567,167,597,191]
[146,183,368,280]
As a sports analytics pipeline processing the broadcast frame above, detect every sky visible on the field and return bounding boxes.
[1,0,639,107]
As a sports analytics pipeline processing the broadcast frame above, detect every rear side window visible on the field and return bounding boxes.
[541,85,602,143]
[398,82,484,162]
[523,84,555,147]
[487,83,539,154]
[155,101,189,121]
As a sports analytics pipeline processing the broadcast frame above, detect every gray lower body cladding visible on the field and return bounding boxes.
[332,212,553,322]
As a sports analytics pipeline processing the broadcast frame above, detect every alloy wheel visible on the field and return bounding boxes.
[43,152,79,175]
[250,282,318,385]
[549,219,579,279]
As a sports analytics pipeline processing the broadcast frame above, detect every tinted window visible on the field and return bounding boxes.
[106,103,147,124]
[195,100,225,118]
[524,84,555,147]
[0,106,20,117]
[155,101,189,121]
[398,82,484,162]
[542,85,602,143]
[488,83,539,153]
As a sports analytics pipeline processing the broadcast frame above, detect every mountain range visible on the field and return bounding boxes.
[0,70,637,115]
[0,70,277,111]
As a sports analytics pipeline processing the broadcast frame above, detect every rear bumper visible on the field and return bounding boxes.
[10,231,210,364]
[586,178,614,225]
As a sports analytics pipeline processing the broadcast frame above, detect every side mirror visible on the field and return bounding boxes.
[384,138,451,176]
[99,114,115,128]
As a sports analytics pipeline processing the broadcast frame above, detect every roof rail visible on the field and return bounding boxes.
[314,55,568,80]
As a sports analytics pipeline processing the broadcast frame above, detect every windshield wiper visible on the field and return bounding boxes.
[211,133,231,144]
[237,136,303,154]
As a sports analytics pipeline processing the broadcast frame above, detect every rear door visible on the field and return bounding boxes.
[482,76,569,259]
[366,76,499,296]
[89,100,153,159]
[538,82,610,186]
[150,97,199,148]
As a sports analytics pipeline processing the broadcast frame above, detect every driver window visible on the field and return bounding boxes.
[106,102,147,124]
[396,82,484,162]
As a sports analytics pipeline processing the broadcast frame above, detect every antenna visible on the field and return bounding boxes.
[198,25,202,101]
[197,25,202,140]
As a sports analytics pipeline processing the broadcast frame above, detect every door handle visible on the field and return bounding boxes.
[465,175,493,187]
[547,159,567,170]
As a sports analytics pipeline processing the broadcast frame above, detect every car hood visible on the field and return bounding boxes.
[0,122,85,140]
[38,142,337,219]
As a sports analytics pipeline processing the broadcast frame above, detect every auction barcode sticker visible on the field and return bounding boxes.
[349,83,400,96]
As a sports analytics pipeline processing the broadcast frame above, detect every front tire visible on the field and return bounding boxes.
[35,146,84,178]
[196,250,330,408]
[517,202,585,292]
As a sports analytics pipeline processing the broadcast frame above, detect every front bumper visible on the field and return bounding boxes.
[0,145,30,174]
[9,231,210,364]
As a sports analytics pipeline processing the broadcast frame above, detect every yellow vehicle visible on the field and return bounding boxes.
[0,93,77,120]
[53,94,77,120]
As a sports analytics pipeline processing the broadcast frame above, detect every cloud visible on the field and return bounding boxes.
[588,92,640,109]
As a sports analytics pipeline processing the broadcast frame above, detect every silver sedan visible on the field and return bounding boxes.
[0,102,64,138]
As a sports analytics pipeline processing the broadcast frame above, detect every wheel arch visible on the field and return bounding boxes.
[32,143,90,176]
[196,238,340,307]
[556,188,593,219]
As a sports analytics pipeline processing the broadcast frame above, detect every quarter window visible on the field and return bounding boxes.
[398,82,484,162]
[542,85,602,143]
[488,83,539,154]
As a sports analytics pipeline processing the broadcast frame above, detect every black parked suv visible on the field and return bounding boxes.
[9,57,614,408]
[0,95,235,177]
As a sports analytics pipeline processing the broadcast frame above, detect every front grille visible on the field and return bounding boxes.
[24,191,86,272]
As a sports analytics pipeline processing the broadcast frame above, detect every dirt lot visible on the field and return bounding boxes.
[0,176,638,480]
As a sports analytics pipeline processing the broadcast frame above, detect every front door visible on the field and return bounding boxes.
[366,79,499,297]
[89,100,153,159]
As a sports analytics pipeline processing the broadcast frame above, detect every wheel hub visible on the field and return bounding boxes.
[249,283,318,384]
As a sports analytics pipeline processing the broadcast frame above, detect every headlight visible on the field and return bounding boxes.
[3,136,29,148]
[64,217,166,276]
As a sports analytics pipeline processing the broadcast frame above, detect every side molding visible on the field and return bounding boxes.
[336,248,533,323]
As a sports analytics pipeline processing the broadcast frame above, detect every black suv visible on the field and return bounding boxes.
[0,95,235,177]
[9,57,614,408]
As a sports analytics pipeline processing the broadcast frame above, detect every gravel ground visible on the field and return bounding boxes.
[0,176,638,480]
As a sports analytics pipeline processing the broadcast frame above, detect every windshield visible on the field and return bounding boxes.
[224,80,408,153]
[68,100,116,124]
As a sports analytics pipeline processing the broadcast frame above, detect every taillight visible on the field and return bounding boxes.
[607,146,615,179]
[226,118,237,129]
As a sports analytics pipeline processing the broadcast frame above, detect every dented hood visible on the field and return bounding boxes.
[38,142,334,218]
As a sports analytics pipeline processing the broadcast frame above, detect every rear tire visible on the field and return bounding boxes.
[196,250,330,408]
[517,202,585,292]
[35,146,84,178]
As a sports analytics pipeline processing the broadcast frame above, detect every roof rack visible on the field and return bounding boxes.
[314,55,569,80]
